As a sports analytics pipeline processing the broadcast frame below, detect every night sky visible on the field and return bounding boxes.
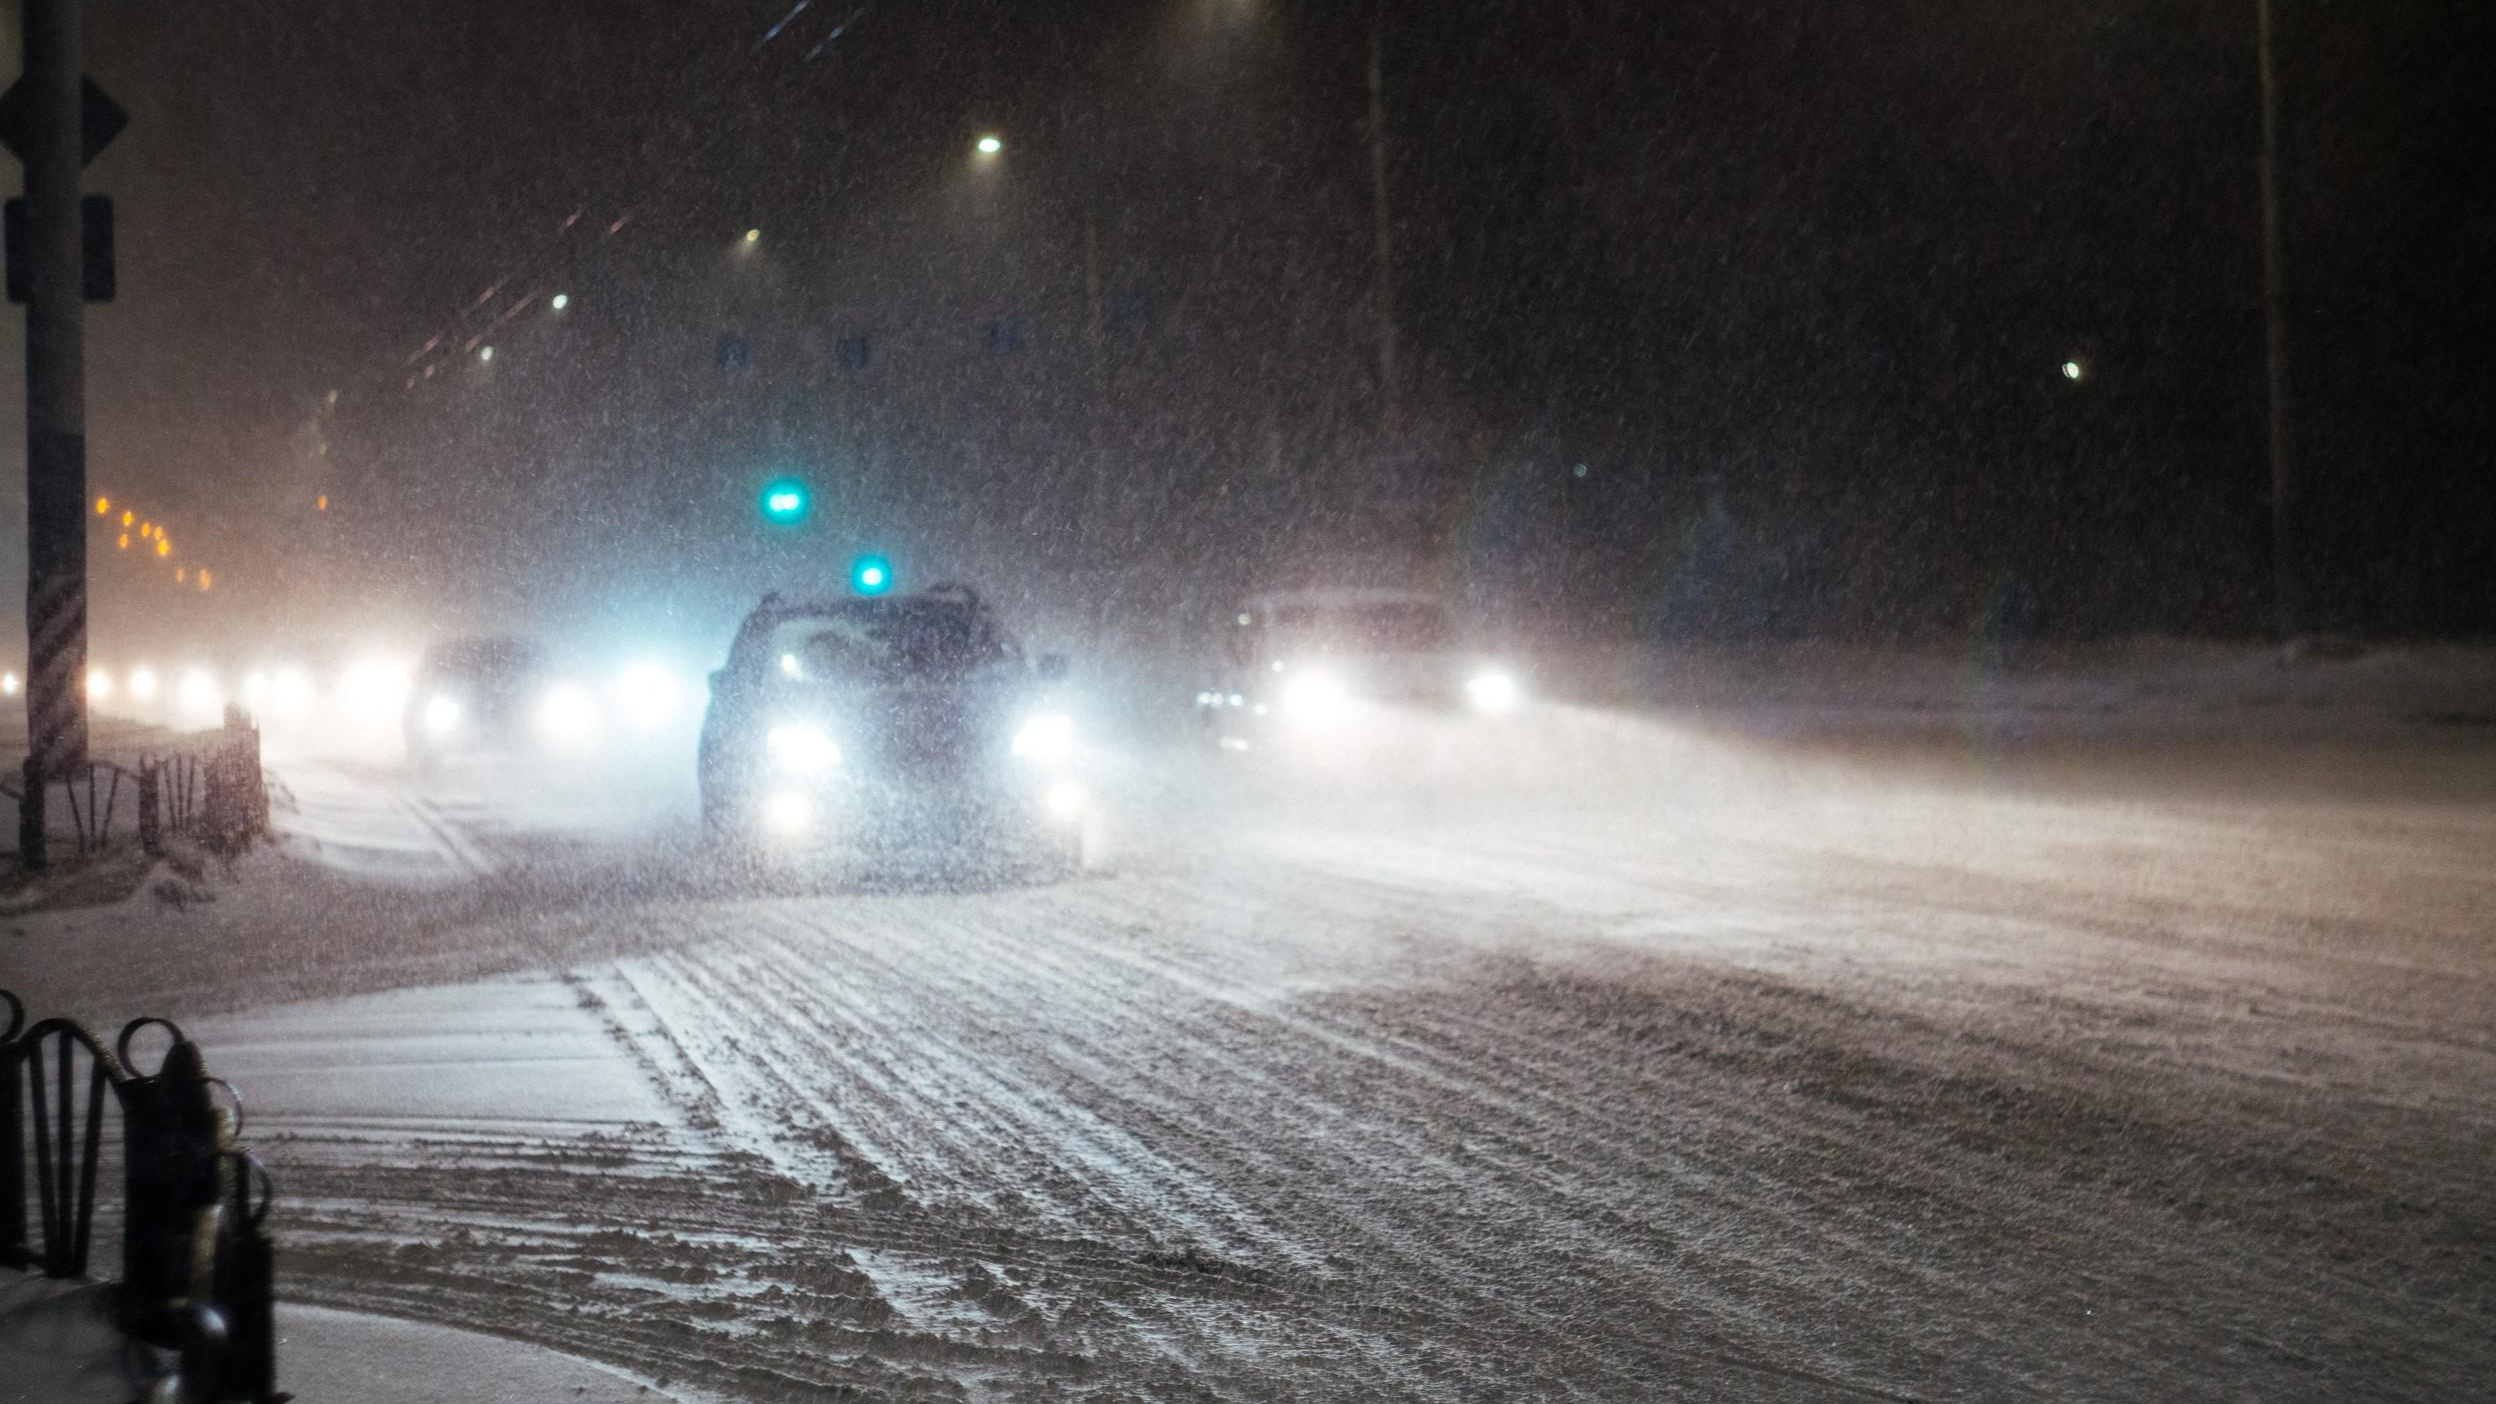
[7,0,2491,656]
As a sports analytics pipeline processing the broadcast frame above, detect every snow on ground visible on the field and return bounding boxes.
[4,643,2492,1400]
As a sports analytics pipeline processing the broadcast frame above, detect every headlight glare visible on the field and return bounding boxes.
[1465,670,1521,714]
[766,722,840,775]
[1012,713,1074,764]
[536,682,602,745]
[423,694,463,736]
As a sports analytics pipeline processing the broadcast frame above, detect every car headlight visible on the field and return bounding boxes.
[270,667,313,716]
[1012,712,1074,764]
[1282,672,1348,721]
[536,682,602,745]
[423,694,463,736]
[1465,669,1521,714]
[609,662,680,730]
[341,659,414,720]
[178,669,222,713]
[766,722,840,775]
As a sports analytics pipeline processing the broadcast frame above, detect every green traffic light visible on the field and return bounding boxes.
[760,478,809,525]
[852,555,893,595]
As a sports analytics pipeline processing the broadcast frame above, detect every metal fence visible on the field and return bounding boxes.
[4,708,270,862]
[1,989,282,1401]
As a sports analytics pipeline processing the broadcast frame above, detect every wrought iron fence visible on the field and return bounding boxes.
[4,709,270,861]
[1,988,284,1402]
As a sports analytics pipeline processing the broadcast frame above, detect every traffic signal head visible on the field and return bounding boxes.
[760,477,809,525]
[851,555,893,596]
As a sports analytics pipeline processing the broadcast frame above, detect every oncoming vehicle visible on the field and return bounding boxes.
[698,584,1085,873]
[404,636,554,772]
[1197,587,1524,747]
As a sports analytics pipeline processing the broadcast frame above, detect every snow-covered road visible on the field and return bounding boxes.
[6,699,2491,1401]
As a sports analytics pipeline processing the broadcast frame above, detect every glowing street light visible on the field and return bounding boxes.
[117,534,127,550]
[120,510,131,526]
[975,133,1003,157]
[2061,359,2086,381]
[155,536,170,558]
[478,345,495,363]
[550,292,570,311]
[743,228,761,244]
[95,496,109,514]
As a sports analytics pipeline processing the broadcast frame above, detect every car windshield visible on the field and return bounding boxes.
[760,601,1012,683]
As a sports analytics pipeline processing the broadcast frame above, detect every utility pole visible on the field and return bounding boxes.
[10,0,108,868]
[2257,0,2298,641]
[1365,17,1402,443]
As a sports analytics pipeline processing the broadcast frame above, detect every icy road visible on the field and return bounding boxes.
[7,696,2492,1402]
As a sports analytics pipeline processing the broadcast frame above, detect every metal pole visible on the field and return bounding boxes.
[1365,19,1402,442]
[2257,0,2298,641]
[18,0,92,869]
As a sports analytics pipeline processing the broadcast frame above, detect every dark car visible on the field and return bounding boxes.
[698,585,1084,874]
[404,636,551,772]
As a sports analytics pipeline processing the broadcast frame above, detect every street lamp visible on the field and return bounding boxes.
[974,133,1003,158]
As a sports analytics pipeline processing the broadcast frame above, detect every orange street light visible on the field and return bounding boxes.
[117,533,128,549]
[121,510,132,526]
[198,569,212,591]
[155,537,170,557]
[95,496,109,514]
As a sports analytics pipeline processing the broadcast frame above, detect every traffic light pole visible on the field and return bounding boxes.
[16,0,93,869]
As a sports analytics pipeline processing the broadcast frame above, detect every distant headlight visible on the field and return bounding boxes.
[1012,713,1074,764]
[536,682,602,746]
[342,659,413,719]
[270,667,313,716]
[1465,670,1521,715]
[608,662,680,730]
[423,694,463,736]
[178,669,221,714]
[765,722,840,775]
[1282,671,1348,721]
